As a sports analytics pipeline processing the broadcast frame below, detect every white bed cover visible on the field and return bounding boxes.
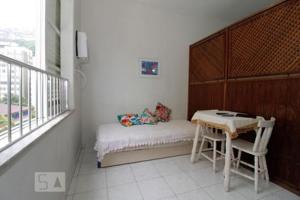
[94,120,196,161]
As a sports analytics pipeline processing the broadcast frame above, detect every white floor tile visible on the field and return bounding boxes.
[108,183,143,200]
[152,157,176,164]
[71,150,85,178]
[138,177,174,200]
[130,161,160,181]
[74,172,106,194]
[77,151,100,175]
[106,165,135,187]
[72,189,108,200]
[164,173,199,194]
[154,159,183,176]
[187,167,224,187]
[236,179,281,200]
[204,182,248,200]
[160,196,178,200]
[177,188,213,200]
[218,176,253,192]
[79,162,104,175]
[65,195,73,200]
[67,177,77,195]
[70,151,298,200]
[261,189,300,200]
[174,155,211,172]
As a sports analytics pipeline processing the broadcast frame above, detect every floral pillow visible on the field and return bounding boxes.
[154,102,171,122]
[140,108,157,125]
[117,114,141,127]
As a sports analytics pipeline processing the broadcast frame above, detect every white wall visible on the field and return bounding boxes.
[61,0,82,109]
[0,112,81,200]
[79,0,222,145]
[79,0,278,145]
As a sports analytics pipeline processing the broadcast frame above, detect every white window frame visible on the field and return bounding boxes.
[45,0,61,75]
[0,0,69,153]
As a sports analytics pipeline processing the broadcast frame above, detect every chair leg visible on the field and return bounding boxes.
[191,124,201,163]
[258,156,265,179]
[213,140,217,173]
[262,156,269,183]
[254,156,259,193]
[197,138,206,160]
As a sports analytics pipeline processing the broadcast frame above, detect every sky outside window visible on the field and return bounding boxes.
[0,0,37,30]
[0,0,41,66]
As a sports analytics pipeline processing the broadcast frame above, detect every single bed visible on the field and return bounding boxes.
[94,120,197,167]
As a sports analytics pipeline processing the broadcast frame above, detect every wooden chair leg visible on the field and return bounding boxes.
[191,124,201,163]
[254,156,259,193]
[263,156,269,183]
[258,156,265,179]
[213,140,217,173]
[197,137,206,160]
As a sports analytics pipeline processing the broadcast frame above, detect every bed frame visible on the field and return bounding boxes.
[97,141,198,168]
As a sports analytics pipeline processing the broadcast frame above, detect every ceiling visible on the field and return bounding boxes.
[137,0,284,22]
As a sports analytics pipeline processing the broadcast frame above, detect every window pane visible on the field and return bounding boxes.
[36,72,43,126]
[0,61,9,149]
[30,71,37,130]
[22,68,30,135]
[64,80,68,110]
[0,0,68,151]
[46,0,61,75]
[10,65,21,142]
[0,0,41,68]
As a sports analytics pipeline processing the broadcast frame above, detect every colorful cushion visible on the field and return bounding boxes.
[140,108,157,125]
[154,102,171,122]
[117,114,141,127]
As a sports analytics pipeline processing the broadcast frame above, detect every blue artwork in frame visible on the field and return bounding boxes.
[140,59,160,77]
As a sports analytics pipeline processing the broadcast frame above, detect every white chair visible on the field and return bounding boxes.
[197,126,226,173]
[231,117,276,193]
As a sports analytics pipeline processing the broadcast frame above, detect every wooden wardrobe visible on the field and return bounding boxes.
[188,0,300,194]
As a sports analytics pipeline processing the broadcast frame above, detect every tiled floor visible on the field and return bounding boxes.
[66,150,300,200]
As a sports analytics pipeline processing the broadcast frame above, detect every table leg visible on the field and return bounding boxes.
[191,124,201,163]
[224,131,232,192]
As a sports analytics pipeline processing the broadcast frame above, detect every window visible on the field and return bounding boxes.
[0,0,68,151]
[46,0,61,75]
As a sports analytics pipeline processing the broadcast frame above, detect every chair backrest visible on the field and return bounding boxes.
[253,117,276,152]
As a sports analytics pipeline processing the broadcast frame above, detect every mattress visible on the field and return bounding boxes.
[94,120,196,161]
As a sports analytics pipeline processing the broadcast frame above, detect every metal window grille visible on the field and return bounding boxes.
[0,54,69,152]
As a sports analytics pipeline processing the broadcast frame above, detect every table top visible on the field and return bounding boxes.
[191,110,263,138]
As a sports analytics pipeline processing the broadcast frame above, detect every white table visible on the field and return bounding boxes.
[190,110,261,192]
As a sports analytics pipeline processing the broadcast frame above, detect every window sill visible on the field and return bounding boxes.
[0,110,74,171]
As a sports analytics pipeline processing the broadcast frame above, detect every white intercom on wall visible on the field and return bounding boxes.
[75,31,88,59]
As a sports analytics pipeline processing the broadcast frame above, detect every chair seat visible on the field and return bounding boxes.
[203,132,226,141]
[232,139,267,156]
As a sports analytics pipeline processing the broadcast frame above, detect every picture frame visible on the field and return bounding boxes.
[139,59,160,77]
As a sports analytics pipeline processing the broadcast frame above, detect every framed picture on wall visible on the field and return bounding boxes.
[139,59,160,77]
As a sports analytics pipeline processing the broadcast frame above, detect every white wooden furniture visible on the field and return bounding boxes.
[196,126,226,173]
[231,117,276,193]
[191,110,261,192]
